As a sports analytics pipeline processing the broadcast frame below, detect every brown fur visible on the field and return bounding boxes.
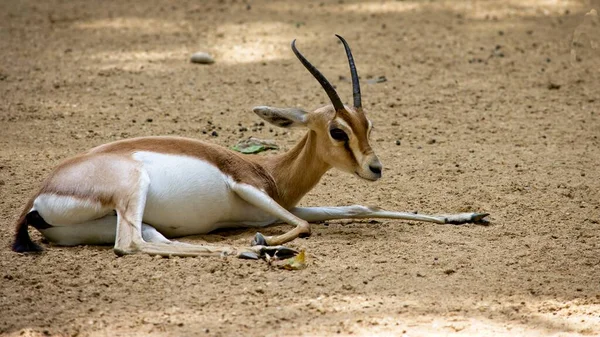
[260,131,331,209]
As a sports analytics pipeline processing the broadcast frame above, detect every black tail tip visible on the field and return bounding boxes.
[12,210,45,253]
[12,239,44,253]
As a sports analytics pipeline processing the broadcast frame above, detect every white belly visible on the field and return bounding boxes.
[133,151,275,237]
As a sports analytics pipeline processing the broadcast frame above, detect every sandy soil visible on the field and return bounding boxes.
[1,0,600,336]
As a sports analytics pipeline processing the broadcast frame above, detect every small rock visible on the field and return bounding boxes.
[427,138,436,144]
[366,75,387,84]
[547,83,561,90]
[190,52,215,64]
[211,131,218,137]
[395,140,401,146]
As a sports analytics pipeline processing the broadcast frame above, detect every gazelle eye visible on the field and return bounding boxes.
[329,128,349,142]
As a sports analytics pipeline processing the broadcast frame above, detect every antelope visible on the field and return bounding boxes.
[12,35,489,260]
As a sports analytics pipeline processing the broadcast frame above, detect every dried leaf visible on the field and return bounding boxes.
[277,250,306,270]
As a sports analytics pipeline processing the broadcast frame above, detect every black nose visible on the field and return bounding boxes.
[369,164,382,175]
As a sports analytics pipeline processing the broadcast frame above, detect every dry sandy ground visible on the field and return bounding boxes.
[1,0,600,336]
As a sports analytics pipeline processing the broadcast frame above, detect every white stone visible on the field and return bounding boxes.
[190,52,214,64]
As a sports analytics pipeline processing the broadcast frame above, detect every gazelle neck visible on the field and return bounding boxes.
[258,131,331,209]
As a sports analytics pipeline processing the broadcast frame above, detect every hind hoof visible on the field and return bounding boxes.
[251,232,268,246]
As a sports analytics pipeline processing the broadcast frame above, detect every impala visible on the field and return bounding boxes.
[12,35,488,260]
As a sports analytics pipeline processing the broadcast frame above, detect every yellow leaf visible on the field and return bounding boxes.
[279,250,306,270]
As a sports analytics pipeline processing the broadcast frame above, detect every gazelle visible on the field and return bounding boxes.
[12,35,488,260]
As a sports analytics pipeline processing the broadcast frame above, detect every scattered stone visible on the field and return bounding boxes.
[547,83,561,90]
[211,131,218,137]
[190,52,215,64]
[444,269,456,275]
[395,140,401,146]
[366,76,387,84]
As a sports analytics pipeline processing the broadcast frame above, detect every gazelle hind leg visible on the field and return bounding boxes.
[114,170,297,259]
[112,169,230,257]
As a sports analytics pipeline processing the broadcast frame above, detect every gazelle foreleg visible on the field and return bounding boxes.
[230,182,312,247]
[290,205,489,225]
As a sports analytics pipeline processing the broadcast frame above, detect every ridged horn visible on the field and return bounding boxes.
[335,34,361,109]
[291,39,345,111]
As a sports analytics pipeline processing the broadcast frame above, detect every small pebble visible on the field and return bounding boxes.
[547,83,561,90]
[190,52,215,64]
[395,140,401,146]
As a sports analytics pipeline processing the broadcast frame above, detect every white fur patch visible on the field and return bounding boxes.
[34,194,111,225]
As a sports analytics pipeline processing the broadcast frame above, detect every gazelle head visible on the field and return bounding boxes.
[254,35,383,181]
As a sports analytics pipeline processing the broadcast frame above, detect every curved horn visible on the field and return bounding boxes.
[335,34,361,109]
[291,39,345,111]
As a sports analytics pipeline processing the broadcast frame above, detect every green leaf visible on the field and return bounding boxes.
[232,144,266,154]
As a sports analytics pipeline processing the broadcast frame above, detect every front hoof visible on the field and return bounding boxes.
[472,213,490,225]
[445,212,490,225]
[273,247,298,259]
[251,232,268,246]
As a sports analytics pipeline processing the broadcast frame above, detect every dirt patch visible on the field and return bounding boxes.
[1,0,600,336]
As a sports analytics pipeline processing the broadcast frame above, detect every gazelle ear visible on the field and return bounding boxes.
[252,106,309,128]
